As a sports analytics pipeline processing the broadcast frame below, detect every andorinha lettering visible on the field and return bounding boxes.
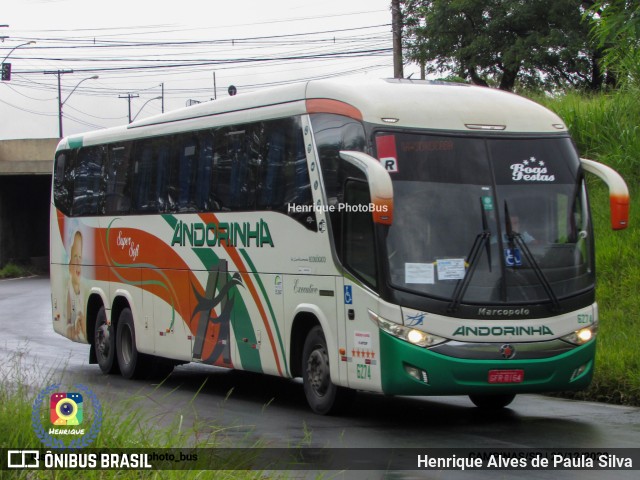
[171,220,274,248]
[452,325,554,337]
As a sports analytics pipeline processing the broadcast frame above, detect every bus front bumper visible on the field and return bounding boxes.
[379,331,595,396]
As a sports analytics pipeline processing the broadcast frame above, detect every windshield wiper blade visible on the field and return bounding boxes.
[448,198,492,313]
[504,201,560,311]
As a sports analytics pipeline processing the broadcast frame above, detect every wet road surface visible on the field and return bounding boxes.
[2,276,639,479]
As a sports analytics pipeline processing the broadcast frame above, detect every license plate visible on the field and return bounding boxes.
[488,369,524,384]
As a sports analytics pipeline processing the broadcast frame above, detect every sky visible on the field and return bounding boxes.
[0,0,412,140]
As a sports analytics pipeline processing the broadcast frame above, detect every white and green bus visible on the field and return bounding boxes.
[50,78,629,414]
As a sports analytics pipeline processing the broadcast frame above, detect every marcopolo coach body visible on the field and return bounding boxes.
[50,78,629,414]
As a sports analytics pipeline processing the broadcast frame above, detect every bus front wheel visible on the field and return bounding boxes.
[469,393,516,409]
[302,326,354,415]
[116,308,147,379]
[94,306,118,374]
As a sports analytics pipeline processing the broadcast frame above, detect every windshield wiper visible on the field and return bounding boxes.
[504,201,560,311]
[448,198,492,313]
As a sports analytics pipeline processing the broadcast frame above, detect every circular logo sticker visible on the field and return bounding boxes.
[31,384,102,448]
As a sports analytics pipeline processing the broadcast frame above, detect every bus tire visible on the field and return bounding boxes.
[469,393,516,409]
[94,306,119,374]
[116,308,147,379]
[302,326,354,415]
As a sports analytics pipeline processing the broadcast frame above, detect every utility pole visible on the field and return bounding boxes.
[391,0,404,79]
[44,69,74,138]
[160,83,164,113]
[119,93,139,123]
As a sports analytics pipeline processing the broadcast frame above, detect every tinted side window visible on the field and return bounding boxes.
[131,137,170,213]
[169,132,215,213]
[310,113,366,204]
[53,150,75,215]
[311,113,366,248]
[72,146,105,216]
[257,117,313,227]
[104,143,132,215]
[212,126,259,210]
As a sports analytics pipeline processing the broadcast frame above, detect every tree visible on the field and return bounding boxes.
[402,0,601,91]
[588,0,640,87]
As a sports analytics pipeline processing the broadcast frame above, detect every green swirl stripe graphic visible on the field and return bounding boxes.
[106,218,177,330]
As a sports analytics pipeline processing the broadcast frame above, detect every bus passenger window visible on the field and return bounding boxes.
[132,145,154,212]
[212,127,258,211]
[260,129,286,208]
[177,136,198,212]
[72,146,105,216]
[155,142,171,212]
[310,113,366,205]
[131,137,173,214]
[228,130,251,209]
[255,117,314,227]
[292,131,312,207]
[53,151,74,216]
[104,143,132,215]
[195,132,214,211]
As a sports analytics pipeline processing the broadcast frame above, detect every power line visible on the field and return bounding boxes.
[7,23,391,48]
[14,48,392,75]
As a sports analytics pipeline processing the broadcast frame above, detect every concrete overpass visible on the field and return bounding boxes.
[0,138,58,268]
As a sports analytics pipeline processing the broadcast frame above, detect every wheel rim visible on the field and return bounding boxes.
[121,325,133,366]
[96,323,111,360]
[307,345,330,397]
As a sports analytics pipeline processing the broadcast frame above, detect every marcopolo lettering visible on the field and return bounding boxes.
[171,219,274,248]
[452,325,554,337]
[477,307,530,316]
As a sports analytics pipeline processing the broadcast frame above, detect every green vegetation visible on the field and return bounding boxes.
[535,88,640,405]
[0,263,31,279]
[0,353,275,479]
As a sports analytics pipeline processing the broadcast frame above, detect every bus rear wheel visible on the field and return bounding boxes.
[116,308,148,379]
[94,306,118,374]
[302,326,354,415]
[469,393,516,409]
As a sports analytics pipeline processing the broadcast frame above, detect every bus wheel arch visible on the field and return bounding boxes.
[289,312,320,378]
[301,325,355,415]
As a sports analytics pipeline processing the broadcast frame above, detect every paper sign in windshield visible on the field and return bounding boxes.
[437,259,466,280]
[405,263,435,284]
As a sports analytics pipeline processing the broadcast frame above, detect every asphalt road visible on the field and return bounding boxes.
[2,276,639,479]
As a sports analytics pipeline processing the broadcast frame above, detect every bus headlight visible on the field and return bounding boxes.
[562,323,598,345]
[368,310,447,348]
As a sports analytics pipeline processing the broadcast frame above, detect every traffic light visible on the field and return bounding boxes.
[1,63,11,81]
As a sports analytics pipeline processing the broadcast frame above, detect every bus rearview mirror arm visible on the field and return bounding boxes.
[580,158,630,230]
[339,150,394,225]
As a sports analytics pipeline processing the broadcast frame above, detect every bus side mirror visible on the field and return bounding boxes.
[339,150,394,225]
[580,158,629,230]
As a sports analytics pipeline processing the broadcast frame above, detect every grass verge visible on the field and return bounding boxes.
[0,351,280,479]
[0,263,32,279]
[537,88,640,405]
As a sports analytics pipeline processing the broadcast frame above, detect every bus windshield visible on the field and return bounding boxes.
[379,132,594,305]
